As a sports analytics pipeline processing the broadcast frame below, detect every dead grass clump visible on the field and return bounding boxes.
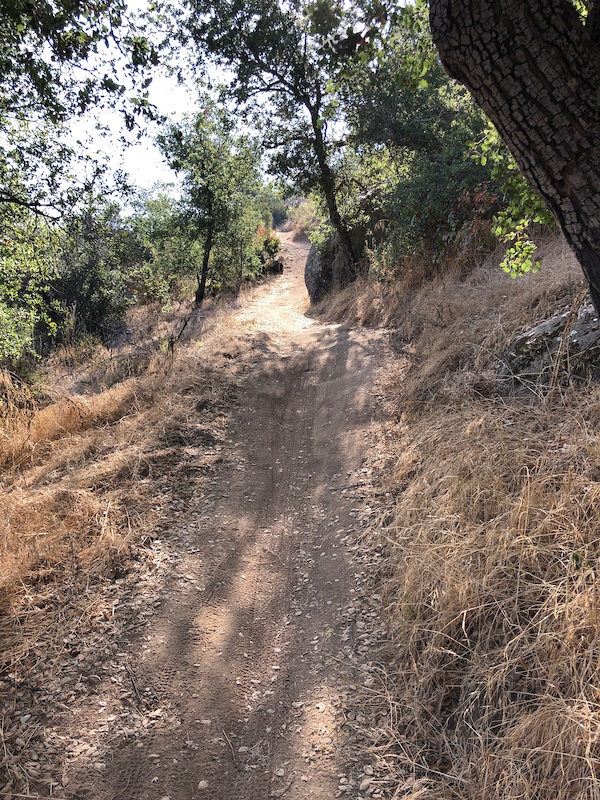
[0,381,143,473]
[0,484,134,638]
[366,236,600,798]
[0,369,37,434]
[0,267,268,626]
[378,400,600,797]
[287,198,322,239]
[0,290,247,619]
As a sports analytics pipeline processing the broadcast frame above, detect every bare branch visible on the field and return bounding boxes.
[0,191,61,219]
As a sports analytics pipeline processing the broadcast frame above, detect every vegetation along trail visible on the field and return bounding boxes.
[56,231,387,799]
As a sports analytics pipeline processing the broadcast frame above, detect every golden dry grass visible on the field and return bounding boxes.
[321,235,600,799]
[3,231,599,798]
[0,295,258,686]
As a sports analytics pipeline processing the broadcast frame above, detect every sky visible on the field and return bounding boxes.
[71,0,203,194]
[119,75,198,189]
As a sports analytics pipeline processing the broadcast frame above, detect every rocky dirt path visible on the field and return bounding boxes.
[58,232,388,800]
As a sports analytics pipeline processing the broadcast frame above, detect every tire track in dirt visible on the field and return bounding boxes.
[62,233,385,800]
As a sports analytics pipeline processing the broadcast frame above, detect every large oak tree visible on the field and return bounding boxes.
[429,0,600,313]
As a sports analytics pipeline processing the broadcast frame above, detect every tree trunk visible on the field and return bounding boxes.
[195,225,214,307]
[309,105,357,286]
[429,0,600,313]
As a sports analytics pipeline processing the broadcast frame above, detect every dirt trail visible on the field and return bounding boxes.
[66,232,386,800]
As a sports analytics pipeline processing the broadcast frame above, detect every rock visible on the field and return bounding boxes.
[498,300,600,385]
[304,228,366,304]
[305,244,333,305]
[269,257,284,275]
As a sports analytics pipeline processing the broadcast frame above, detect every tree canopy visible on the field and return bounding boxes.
[1,0,158,124]
[183,0,359,280]
[3,0,598,368]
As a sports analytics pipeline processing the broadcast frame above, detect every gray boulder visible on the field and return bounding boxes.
[498,300,600,384]
[304,229,365,305]
[304,242,334,305]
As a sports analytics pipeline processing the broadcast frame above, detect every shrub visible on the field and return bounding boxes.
[287,198,323,238]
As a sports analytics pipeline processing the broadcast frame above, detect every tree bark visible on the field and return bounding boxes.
[429,0,600,313]
[309,102,357,286]
[195,224,214,307]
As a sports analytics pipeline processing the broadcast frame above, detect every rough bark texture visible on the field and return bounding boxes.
[430,0,600,313]
[309,94,357,285]
[195,224,214,307]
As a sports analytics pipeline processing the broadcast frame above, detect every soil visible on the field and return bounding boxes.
[13,232,391,800]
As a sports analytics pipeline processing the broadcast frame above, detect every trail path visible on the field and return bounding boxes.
[66,232,386,800]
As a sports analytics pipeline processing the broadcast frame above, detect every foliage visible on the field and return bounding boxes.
[477,124,555,277]
[0,211,59,363]
[287,198,325,238]
[260,228,281,260]
[0,0,158,127]
[338,19,493,270]
[0,0,161,229]
[248,184,289,230]
[327,1,556,280]
[182,0,358,273]
[158,100,277,301]
[51,201,151,340]
[130,191,202,303]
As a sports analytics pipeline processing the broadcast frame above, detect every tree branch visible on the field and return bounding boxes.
[0,191,60,218]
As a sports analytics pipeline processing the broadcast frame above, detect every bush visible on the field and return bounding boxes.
[287,198,323,238]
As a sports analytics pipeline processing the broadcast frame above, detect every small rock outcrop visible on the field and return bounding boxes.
[498,300,600,384]
[304,228,368,305]
[268,256,284,274]
[304,242,334,305]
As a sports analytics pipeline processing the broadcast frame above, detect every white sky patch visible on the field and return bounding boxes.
[64,0,203,194]
[120,74,198,190]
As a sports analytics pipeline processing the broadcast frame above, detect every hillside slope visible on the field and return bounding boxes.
[316,235,600,800]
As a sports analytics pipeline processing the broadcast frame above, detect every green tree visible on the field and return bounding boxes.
[51,200,151,340]
[1,0,158,127]
[211,194,266,294]
[0,209,59,363]
[182,0,358,282]
[131,191,203,302]
[158,102,263,305]
[0,0,160,223]
[342,21,492,261]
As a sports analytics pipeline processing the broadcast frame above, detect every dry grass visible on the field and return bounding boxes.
[322,234,600,798]
[0,292,259,679]
[0,259,291,794]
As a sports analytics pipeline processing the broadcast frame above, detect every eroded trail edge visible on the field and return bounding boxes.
[60,233,388,800]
